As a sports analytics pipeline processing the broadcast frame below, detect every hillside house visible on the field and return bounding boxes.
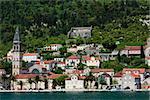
[68,27,92,38]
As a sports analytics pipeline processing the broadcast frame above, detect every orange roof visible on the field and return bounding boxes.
[72,70,84,74]
[23,53,37,56]
[131,74,140,78]
[91,68,114,73]
[44,60,55,64]
[82,56,91,60]
[68,55,80,59]
[47,74,64,79]
[57,62,65,64]
[123,68,145,74]
[15,74,37,79]
[114,71,122,77]
[79,76,86,80]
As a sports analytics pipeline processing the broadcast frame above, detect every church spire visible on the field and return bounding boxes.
[13,27,20,43]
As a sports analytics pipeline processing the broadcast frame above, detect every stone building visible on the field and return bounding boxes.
[67,26,92,38]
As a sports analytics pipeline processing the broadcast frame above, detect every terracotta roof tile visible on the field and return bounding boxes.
[15,74,37,79]
[124,46,141,50]
[68,55,80,59]
[114,71,122,77]
[23,53,37,56]
[123,68,145,74]
[47,74,64,79]
[131,74,140,78]
[91,68,114,73]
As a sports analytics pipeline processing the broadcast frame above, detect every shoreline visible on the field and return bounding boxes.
[0,89,149,93]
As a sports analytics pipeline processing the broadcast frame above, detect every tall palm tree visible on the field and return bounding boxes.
[28,78,32,90]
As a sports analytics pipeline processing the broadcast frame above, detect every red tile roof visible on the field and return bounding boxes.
[82,56,91,60]
[23,53,37,56]
[47,74,64,79]
[44,60,55,64]
[145,57,150,60]
[124,46,141,50]
[15,74,37,79]
[68,55,80,59]
[91,68,114,73]
[57,62,65,64]
[78,76,86,80]
[82,56,100,61]
[122,68,145,74]
[114,71,122,77]
[131,74,140,78]
[72,70,84,74]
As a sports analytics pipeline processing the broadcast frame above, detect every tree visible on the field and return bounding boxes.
[98,75,107,89]
[59,46,67,55]
[18,81,23,90]
[34,76,40,90]
[140,45,145,58]
[28,78,33,89]
[52,75,68,88]
[54,67,63,74]
[102,41,117,51]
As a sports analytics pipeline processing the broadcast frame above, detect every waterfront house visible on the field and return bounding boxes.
[122,68,145,81]
[121,68,146,90]
[65,55,80,68]
[67,26,92,38]
[22,53,39,62]
[122,74,141,90]
[65,75,86,89]
[12,74,37,90]
[113,71,122,86]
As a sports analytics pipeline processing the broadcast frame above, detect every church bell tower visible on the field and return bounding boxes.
[12,27,21,76]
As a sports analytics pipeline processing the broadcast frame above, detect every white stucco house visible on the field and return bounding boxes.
[22,53,39,62]
[11,74,37,90]
[82,56,101,67]
[120,46,141,56]
[65,75,85,89]
[43,44,62,51]
[54,57,64,62]
[65,55,80,68]
[122,74,140,90]
[121,68,146,90]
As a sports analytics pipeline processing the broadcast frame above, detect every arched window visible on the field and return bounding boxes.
[32,69,40,74]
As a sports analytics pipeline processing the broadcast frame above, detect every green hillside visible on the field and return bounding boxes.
[0,0,149,57]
